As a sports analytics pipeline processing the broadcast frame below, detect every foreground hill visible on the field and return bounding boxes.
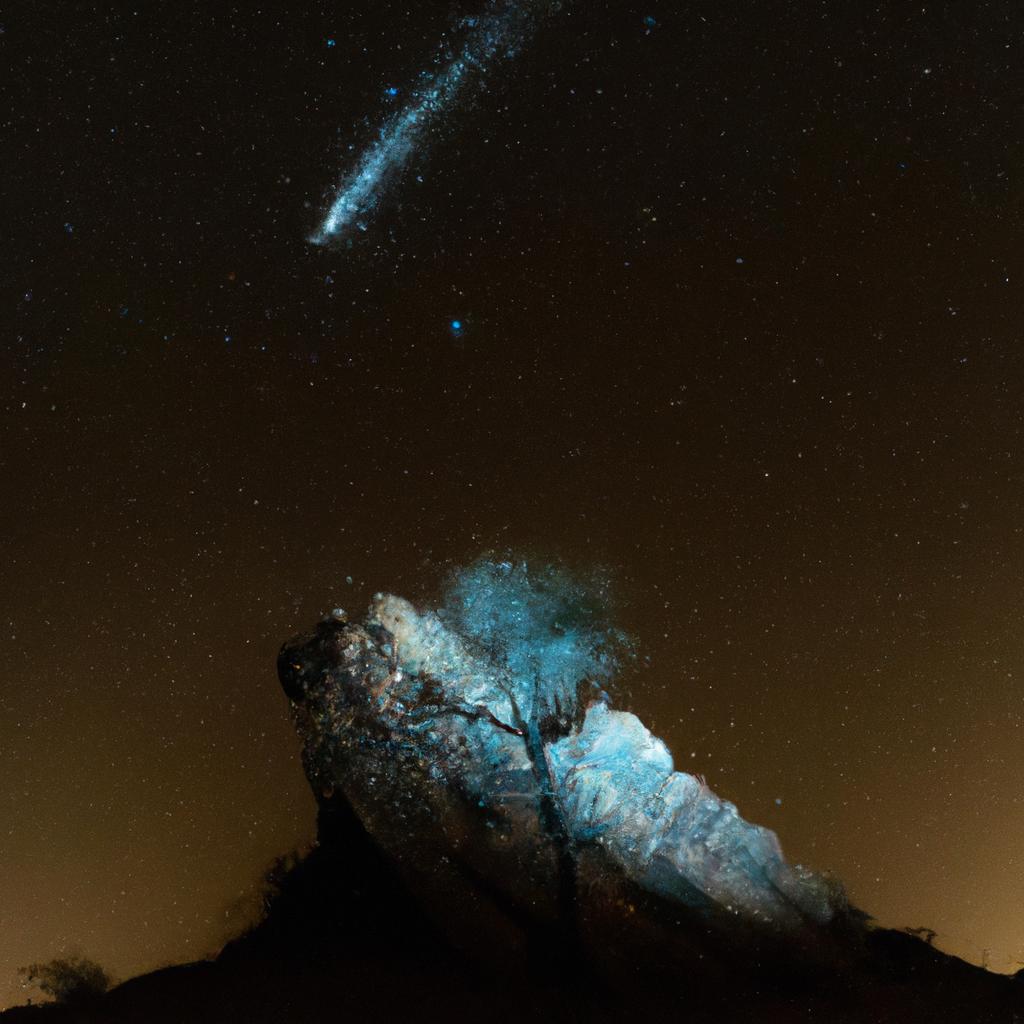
[3,791,1022,1023]
[8,569,1021,1023]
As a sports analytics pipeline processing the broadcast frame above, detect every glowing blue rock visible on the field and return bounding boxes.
[548,703,833,926]
[282,559,837,938]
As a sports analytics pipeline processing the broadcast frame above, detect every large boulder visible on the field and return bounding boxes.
[278,560,840,966]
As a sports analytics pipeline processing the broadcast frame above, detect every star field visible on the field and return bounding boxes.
[4,0,1024,1007]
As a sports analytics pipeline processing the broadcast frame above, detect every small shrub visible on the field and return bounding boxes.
[18,955,112,1006]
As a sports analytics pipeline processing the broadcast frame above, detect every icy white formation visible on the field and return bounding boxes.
[547,703,831,925]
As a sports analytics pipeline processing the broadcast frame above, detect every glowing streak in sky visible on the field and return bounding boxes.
[311,2,550,245]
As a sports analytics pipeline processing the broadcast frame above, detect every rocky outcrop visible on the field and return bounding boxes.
[278,561,841,968]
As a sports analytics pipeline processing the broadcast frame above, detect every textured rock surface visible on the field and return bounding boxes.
[279,561,838,943]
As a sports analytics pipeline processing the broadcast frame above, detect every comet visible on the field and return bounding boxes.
[311,1,555,245]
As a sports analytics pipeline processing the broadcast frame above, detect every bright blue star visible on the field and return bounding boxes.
[450,319,463,333]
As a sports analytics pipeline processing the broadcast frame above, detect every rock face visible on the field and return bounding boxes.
[279,560,838,957]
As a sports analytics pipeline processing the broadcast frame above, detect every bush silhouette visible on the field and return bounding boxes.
[18,956,111,1006]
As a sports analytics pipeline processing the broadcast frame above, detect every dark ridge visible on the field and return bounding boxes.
[4,788,1022,1023]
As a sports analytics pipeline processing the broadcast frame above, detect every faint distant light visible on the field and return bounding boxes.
[326,38,336,48]
[63,222,74,234]
[450,319,463,332]
[385,86,399,97]
[644,14,658,29]
[736,257,744,264]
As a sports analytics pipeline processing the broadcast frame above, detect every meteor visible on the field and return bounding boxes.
[311,1,554,245]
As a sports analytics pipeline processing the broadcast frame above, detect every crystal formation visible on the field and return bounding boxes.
[280,560,837,946]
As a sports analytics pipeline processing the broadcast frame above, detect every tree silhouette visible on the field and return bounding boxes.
[18,955,112,1006]
[904,926,938,946]
[434,558,630,967]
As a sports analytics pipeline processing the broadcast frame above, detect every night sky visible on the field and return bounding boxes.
[5,0,1024,1007]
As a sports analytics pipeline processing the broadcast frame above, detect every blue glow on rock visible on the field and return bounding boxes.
[436,558,625,724]
[286,557,839,931]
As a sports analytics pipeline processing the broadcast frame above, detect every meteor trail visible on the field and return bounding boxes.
[311,2,553,245]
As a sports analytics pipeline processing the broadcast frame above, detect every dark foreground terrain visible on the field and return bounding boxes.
[4,791,1022,1024]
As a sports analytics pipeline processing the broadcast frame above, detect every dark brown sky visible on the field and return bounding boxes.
[5,0,1024,1006]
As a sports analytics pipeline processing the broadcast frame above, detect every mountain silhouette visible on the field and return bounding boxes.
[4,788,1022,1023]
[7,568,1023,1023]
